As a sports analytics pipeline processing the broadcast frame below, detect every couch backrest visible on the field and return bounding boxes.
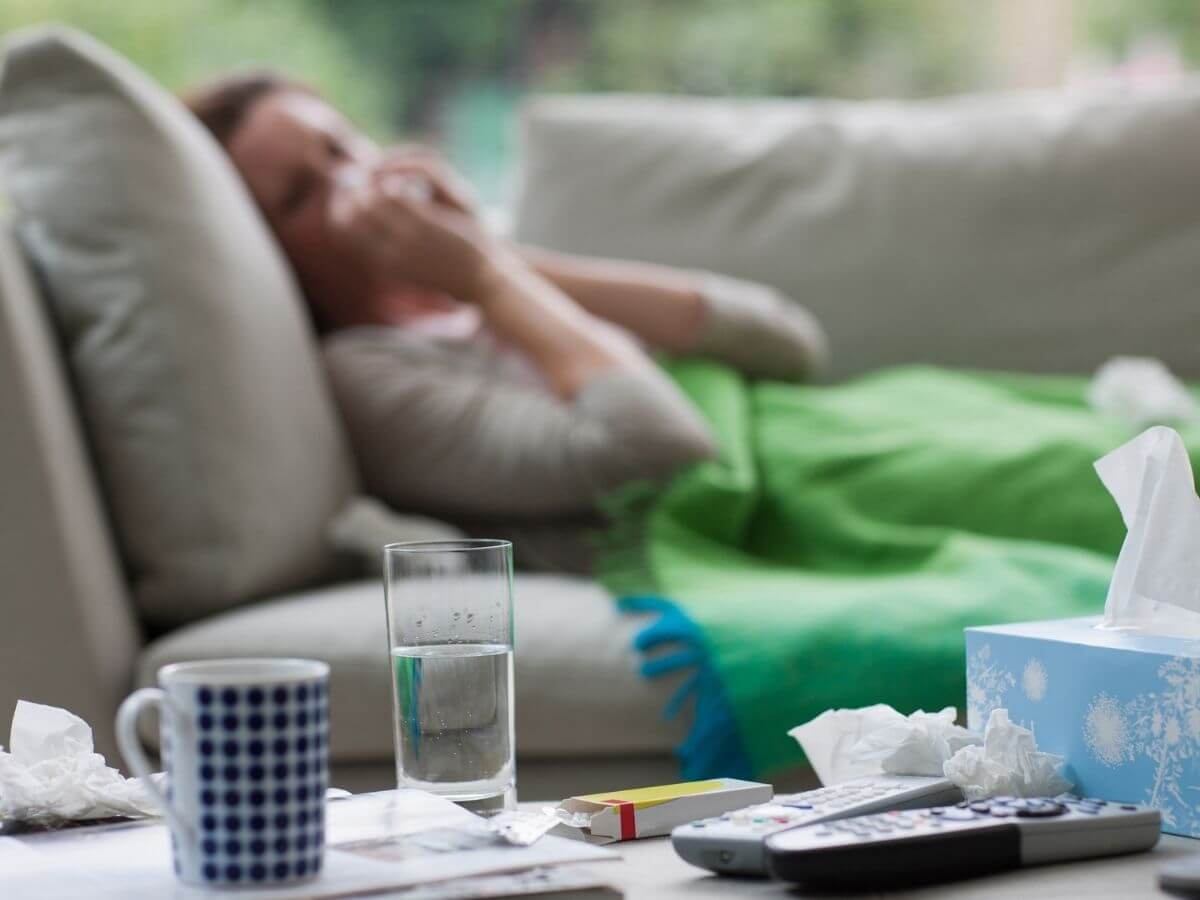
[514,89,1200,380]
[0,220,139,761]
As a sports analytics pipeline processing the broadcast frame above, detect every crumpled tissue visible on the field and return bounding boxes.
[943,709,1072,801]
[790,704,1072,799]
[1087,356,1199,427]
[0,701,160,826]
[1094,425,1200,637]
[788,704,980,786]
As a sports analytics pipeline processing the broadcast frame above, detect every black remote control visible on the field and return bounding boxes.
[765,795,1160,890]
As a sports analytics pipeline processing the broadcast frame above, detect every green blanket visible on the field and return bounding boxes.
[597,363,1200,779]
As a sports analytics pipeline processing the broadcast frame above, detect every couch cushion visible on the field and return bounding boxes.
[137,575,685,762]
[0,28,357,628]
[514,90,1200,380]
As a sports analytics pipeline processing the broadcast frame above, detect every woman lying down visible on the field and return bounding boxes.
[186,72,1197,778]
[185,72,827,570]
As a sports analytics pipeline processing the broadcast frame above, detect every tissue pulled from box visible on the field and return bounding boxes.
[789,704,981,785]
[943,709,1072,801]
[1087,357,1199,427]
[1095,426,1200,636]
[0,701,160,826]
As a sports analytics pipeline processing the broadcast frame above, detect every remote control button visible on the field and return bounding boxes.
[955,801,970,809]
[814,828,833,837]
[970,802,992,813]
[1016,802,1067,818]
[1121,805,1138,811]
[1074,807,1098,815]
[993,796,1016,803]
[691,822,706,828]
[782,802,813,810]
[894,819,915,829]
[929,808,947,816]
[939,808,979,821]
[1085,798,1108,805]
[760,805,793,817]
[987,807,1016,817]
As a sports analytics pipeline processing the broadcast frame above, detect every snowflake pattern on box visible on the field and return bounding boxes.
[1083,656,1200,831]
[966,644,1016,730]
[1022,658,1048,702]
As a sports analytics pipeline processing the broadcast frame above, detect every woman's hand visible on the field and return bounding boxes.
[327,166,501,302]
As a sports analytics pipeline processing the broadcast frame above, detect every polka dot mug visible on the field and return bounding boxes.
[117,659,330,887]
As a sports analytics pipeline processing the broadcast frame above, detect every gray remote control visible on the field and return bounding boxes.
[1159,854,1200,895]
[766,794,1161,889]
[670,774,962,875]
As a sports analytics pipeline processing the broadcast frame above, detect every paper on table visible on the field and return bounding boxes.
[0,791,617,900]
[0,701,159,826]
[1095,426,1200,636]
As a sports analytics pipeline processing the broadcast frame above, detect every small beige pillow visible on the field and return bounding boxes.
[0,28,358,628]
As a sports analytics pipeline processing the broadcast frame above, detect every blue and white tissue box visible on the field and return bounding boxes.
[965,616,1200,837]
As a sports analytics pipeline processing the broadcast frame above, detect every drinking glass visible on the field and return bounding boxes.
[384,539,515,811]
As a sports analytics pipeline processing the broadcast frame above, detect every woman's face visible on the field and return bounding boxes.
[226,91,380,326]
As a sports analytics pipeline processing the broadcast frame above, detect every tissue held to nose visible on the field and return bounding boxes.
[0,701,160,826]
[790,704,1071,800]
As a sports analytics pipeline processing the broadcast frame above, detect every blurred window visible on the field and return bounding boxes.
[4,0,1197,207]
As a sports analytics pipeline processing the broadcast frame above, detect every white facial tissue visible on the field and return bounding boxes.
[1095,425,1200,637]
[789,705,980,785]
[791,705,1071,799]
[1088,356,1199,427]
[942,709,1072,801]
[0,701,160,826]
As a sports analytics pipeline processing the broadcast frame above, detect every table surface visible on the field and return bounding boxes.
[551,808,1200,899]
[5,794,1195,899]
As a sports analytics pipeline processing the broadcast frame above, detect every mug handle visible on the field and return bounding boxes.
[116,687,193,841]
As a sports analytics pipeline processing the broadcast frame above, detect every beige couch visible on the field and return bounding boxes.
[6,54,1200,803]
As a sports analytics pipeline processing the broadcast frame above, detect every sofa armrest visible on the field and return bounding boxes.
[0,222,140,762]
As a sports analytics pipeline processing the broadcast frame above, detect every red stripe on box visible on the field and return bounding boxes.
[603,798,637,840]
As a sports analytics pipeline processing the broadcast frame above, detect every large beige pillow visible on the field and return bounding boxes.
[514,90,1200,379]
[0,28,358,628]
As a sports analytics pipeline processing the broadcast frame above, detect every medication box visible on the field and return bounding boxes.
[557,778,772,842]
[965,616,1200,836]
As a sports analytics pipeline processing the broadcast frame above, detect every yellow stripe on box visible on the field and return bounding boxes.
[575,779,727,810]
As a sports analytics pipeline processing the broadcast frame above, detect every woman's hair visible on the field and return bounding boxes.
[183,70,309,147]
